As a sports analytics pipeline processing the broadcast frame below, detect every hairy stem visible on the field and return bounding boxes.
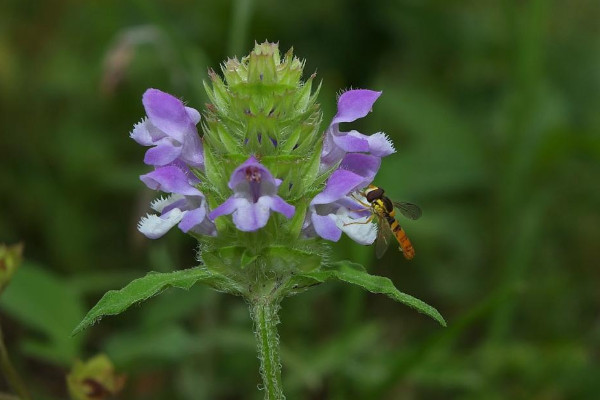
[0,322,31,400]
[250,300,284,400]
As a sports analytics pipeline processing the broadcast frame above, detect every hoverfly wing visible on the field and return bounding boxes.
[375,217,394,259]
[393,201,422,220]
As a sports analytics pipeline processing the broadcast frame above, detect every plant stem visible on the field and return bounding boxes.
[0,322,31,400]
[250,300,284,400]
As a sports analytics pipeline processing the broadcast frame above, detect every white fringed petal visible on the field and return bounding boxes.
[137,209,185,239]
[335,207,377,245]
[130,118,153,146]
[367,132,395,157]
[150,194,185,212]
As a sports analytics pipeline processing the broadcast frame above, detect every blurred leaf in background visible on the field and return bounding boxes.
[0,262,85,365]
[0,243,24,293]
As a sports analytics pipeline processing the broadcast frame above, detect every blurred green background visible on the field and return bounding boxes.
[1,0,599,399]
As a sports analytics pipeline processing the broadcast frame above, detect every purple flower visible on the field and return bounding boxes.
[130,88,204,168]
[209,157,295,232]
[320,89,395,171]
[304,154,380,245]
[137,166,215,239]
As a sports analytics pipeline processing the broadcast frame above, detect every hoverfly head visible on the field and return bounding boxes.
[365,186,385,203]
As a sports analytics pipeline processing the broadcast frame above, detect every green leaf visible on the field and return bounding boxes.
[72,267,228,336]
[290,261,446,326]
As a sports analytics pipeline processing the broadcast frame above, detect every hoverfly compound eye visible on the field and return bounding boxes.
[365,187,384,203]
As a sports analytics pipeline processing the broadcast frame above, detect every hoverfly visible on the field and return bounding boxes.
[350,185,422,260]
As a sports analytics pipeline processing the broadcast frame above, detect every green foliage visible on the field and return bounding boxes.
[1,0,600,398]
[72,268,230,336]
[290,261,446,326]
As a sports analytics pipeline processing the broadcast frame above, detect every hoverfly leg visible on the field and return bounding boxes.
[346,207,370,213]
[350,193,371,208]
[343,214,375,226]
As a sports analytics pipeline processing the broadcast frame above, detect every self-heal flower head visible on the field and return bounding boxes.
[209,157,295,232]
[137,166,215,238]
[129,47,394,259]
[320,89,395,171]
[79,42,445,400]
[130,88,204,168]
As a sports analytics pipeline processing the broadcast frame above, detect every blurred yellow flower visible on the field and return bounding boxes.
[66,354,125,400]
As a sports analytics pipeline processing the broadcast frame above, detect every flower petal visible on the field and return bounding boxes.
[142,89,193,143]
[150,194,185,213]
[319,141,346,172]
[262,195,295,219]
[168,160,201,185]
[180,131,204,168]
[130,119,154,146]
[311,212,342,242]
[140,166,202,196]
[137,208,185,239]
[209,196,240,219]
[232,199,271,232]
[178,205,207,233]
[187,216,217,236]
[311,169,366,205]
[211,157,290,232]
[185,106,201,125]
[367,132,395,157]
[143,138,181,166]
[336,196,371,218]
[331,130,370,152]
[339,153,381,187]
[335,207,377,245]
[332,89,382,125]
[228,156,277,190]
